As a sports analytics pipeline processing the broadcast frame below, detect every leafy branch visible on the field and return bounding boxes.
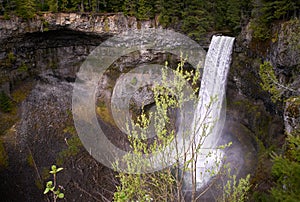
[44,165,65,202]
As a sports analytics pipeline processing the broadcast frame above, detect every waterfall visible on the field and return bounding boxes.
[186,35,235,189]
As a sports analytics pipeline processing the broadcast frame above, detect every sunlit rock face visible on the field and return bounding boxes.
[0,13,159,41]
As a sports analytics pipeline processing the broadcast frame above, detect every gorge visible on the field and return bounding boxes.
[0,12,299,201]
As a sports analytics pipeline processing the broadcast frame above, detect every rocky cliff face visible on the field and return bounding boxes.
[226,18,300,193]
[0,13,159,41]
[234,18,300,136]
[0,13,159,94]
[0,13,299,201]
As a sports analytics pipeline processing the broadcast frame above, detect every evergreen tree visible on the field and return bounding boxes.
[122,0,137,17]
[71,0,85,12]
[154,0,163,14]
[60,0,68,11]
[158,0,183,27]
[212,0,228,30]
[48,0,58,12]
[16,0,36,19]
[182,0,213,40]
[91,0,98,12]
[226,0,241,32]
[36,0,49,11]
[106,0,122,12]
[137,0,152,20]
[251,0,299,40]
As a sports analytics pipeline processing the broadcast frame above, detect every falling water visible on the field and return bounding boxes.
[187,35,235,189]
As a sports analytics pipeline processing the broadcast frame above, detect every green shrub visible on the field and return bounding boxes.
[271,133,300,201]
[44,165,65,201]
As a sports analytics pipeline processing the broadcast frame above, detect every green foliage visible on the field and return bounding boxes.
[113,58,250,201]
[271,133,300,201]
[17,62,28,72]
[48,0,58,12]
[4,51,16,67]
[136,0,153,20]
[285,18,300,52]
[0,111,18,135]
[251,0,300,40]
[114,58,200,201]
[3,12,10,20]
[181,0,251,40]
[44,165,65,201]
[250,20,271,41]
[7,52,16,63]
[56,136,82,166]
[0,91,13,113]
[122,0,136,17]
[259,60,299,104]
[182,0,212,40]
[259,61,282,102]
[157,0,183,27]
[11,82,33,103]
[0,0,252,37]
[104,17,109,32]
[59,0,68,11]
[16,0,36,19]
[252,191,275,202]
[62,126,76,135]
[105,0,123,12]
[226,0,242,32]
[27,153,34,167]
[222,172,251,202]
[36,0,49,11]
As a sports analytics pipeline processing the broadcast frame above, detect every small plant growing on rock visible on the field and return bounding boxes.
[44,165,65,202]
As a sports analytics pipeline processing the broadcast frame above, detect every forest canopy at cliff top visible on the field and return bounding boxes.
[0,0,299,40]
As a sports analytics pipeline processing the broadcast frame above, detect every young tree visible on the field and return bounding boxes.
[113,59,251,201]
